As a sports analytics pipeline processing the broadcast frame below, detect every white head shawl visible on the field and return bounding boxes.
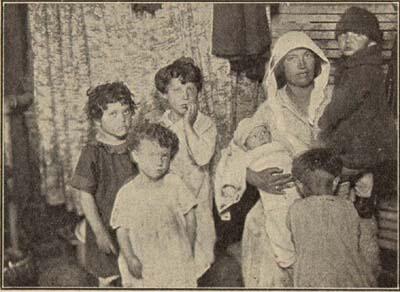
[254,31,331,133]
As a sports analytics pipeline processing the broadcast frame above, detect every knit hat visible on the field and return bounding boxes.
[335,7,382,44]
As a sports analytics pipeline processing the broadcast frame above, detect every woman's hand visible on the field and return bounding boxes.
[127,256,143,279]
[246,167,293,194]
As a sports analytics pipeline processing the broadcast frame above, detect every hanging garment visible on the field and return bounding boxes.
[131,4,162,16]
[212,4,271,81]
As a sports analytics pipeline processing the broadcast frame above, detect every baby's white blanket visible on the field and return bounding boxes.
[215,141,298,216]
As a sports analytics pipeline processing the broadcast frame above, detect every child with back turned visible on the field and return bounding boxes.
[110,122,197,288]
[287,148,376,287]
[70,82,138,287]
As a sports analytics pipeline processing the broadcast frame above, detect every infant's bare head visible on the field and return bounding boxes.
[245,125,272,150]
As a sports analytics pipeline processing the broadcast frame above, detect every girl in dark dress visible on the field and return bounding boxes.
[70,82,138,287]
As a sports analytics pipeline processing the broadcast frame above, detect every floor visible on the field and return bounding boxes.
[24,235,398,288]
[32,236,243,287]
[7,203,244,288]
[9,228,396,288]
[4,203,398,288]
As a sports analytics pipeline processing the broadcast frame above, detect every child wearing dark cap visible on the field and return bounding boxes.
[317,8,397,282]
[287,148,376,287]
[319,7,395,203]
[318,7,396,216]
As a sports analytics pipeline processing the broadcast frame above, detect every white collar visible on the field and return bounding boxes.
[95,125,126,146]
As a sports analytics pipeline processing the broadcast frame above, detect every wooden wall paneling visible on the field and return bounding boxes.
[278,3,397,14]
[270,3,398,85]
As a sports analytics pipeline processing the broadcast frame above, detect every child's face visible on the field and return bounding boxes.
[131,138,171,180]
[165,77,198,116]
[338,32,369,56]
[98,102,132,138]
[245,126,272,150]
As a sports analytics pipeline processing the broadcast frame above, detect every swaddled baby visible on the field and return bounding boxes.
[215,118,300,268]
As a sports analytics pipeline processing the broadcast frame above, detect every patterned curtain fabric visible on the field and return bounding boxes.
[27,3,265,208]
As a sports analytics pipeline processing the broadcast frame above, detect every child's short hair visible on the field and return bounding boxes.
[155,57,203,94]
[126,122,179,159]
[292,148,343,183]
[85,82,136,120]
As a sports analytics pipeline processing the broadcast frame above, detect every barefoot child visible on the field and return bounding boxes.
[110,123,197,288]
[288,148,376,287]
[70,82,138,286]
[155,57,217,277]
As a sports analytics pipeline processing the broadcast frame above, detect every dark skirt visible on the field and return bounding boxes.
[84,225,119,278]
[215,182,260,250]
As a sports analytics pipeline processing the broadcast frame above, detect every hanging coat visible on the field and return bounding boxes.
[212,4,271,81]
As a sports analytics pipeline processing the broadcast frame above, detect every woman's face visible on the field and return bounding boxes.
[282,48,316,88]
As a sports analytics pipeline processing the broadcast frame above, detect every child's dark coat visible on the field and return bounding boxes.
[318,45,396,169]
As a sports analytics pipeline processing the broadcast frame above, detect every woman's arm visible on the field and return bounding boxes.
[80,191,116,254]
[246,167,292,194]
[116,228,143,279]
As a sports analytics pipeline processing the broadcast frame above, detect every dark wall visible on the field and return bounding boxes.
[4,4,29,96]
[4,4,39,248]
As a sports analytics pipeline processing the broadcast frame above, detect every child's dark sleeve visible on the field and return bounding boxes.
[318,66,380,133]
[70,145,98,195]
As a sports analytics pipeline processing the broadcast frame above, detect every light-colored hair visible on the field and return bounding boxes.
[126,121,179,160]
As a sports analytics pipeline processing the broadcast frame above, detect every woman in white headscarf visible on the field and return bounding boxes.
[240,31,331,287]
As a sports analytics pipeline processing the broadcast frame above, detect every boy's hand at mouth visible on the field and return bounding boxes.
[184,103,198,126]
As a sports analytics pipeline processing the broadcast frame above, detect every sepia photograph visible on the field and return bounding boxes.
[2,1,398,289]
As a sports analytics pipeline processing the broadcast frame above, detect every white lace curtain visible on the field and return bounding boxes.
[27,3,265,207]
